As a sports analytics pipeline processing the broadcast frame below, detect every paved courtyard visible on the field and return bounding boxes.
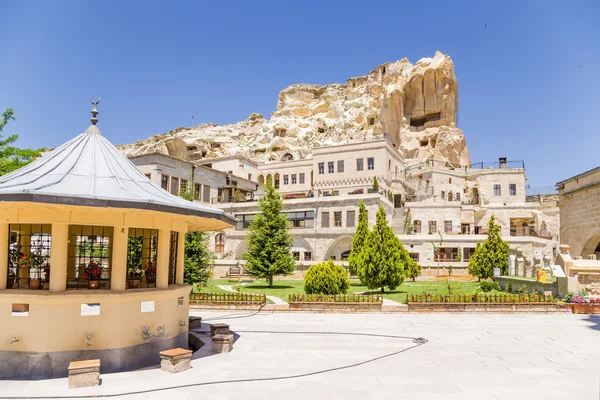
[0,311,598,400]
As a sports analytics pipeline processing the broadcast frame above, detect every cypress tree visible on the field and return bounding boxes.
[406,257,422,281]
[358,206,407,292]
[348,200,369,276]
[372,176,379,192]
[243,177,294,287]
[468,215,509,280]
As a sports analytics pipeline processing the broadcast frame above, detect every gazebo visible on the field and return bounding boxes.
[0,102,235,379]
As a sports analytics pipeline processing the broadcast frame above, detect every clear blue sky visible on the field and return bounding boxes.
[2,0,598,190]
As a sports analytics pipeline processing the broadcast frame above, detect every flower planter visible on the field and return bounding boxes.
[30,279,43,290]
[6,277,15,289]
[88,280,100,289]
[127,279,141,289]
[44,267,51,283]
[572,304,600,314]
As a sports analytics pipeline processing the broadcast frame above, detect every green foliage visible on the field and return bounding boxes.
[127,236,143,269]
[348,201,369,276]
[243,177,294,287]
[468,215,509,280]
[563,290,588,302]
[0,108,44,176]
[404,210,413,234]
[406,257,422,281]
[184,232,214,285]
[357,206,407,292]
[303,260,350,295]
[372,176,379,192]
[76,240,109,259]
[479,281,501,292]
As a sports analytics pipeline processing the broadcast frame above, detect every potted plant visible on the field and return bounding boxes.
[86,260,102,289]
[127,267,144,289]
[145,261,156,284]
[570,296,600,314]
[44,263,51,283]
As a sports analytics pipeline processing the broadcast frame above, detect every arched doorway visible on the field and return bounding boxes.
[581,233,600,258]
[291,237,314,262]
[215,233,225,253]
[472,188,480,205]
[324,236,353,261]
[258,175,265,186]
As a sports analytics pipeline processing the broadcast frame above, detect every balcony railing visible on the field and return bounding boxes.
[401,224,550,239]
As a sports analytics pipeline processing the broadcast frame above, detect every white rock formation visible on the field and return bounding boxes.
[118,51,470,167]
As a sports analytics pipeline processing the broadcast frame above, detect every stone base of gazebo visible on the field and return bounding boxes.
[0,285,191,379]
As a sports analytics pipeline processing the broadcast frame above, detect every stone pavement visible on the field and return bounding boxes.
[0,312,598,400]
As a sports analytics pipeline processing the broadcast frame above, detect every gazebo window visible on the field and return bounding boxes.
[215,233,225,253]
[7,224,52,290]
[127,228,158,289]
[67,225,113,290]
[168,232,179,285]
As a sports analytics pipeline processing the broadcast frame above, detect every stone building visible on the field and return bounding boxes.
[131,141,558,279]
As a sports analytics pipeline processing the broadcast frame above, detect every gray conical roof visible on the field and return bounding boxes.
[0,124,236,228]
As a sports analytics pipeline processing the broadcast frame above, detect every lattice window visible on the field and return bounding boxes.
[168,231,179,285]
[67,226,113,290]
[127,228,158,289]
[215,233,225,253]
[7,224,52,290]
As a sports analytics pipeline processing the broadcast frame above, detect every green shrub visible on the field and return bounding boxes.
[304,260,350,295]
[479,281,500,292]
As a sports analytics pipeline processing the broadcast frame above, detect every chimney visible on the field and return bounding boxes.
[499,157,507,169]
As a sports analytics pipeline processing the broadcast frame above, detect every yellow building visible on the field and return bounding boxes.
[0,102,234,379]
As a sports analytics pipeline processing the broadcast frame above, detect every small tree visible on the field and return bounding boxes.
[357,206,407,292]
[372,176,379,192]
[0,108,44,176]
[244,177,294,287]
[406,257,422,281]
[348,200,368,276]
[468,215,509,280]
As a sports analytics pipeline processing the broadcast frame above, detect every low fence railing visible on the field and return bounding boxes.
[407,294,554,304]
[189,292,267,305]
[288,294,383,303]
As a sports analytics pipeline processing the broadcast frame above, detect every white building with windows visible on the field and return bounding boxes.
[128,141,559,279]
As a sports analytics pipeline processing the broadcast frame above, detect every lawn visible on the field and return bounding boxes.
[204,278,493,304]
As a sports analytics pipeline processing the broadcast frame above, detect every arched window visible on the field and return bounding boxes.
[448,192,453,202]
[414,220,422,234]
[215,233,225,253]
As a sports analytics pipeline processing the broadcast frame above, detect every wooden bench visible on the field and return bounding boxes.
[159,348,192,373]
[212,334,234,353]
[68,359,100,388]
[224,266,254,282]
[210,323,230,337]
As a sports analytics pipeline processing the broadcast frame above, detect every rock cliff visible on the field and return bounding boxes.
[118,51,470,167]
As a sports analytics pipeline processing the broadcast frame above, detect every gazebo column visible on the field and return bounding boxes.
[176,231,186,284]
[49,223,69,292]
[0,223,8,289]
[157,229,170,289]
[111,226,129,291]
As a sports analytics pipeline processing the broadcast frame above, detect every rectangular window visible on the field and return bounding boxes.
[346,210,356,227]
[248,173,252,181]
[283,175,289,185]
[195,183,201,199]
[304,252,312,261]
[202,185,211,202]
[509,184,516,196]
[168,231,178,284]
[318,162,325,175]
[161,175,169,191]
[321,212,330,228]
[493,184,501,196]
[127,228,159,289]
[299,173,305,184]
[441,191,446,200]
[334,211,342,227]
[287,211,315,228]
[171,177,180,195]
[236,214,256,229]
[7,224,52,290]
[456,192,461,202]
[357,158,364,171]
[409,253,419,262]
[461,223,471,234]
[428,221,437,234]
[180,179,188,195]
[444,220,453,233]
[463,247,476,262]
[67,225,113,290]
[434,247,460,262]
[328,161,335,173]
[367,157,375,170]
[293,252,300,261]
[291,174,297,184]
[337,160,344,173]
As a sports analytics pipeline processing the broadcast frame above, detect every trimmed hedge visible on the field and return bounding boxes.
[304,260,350,295]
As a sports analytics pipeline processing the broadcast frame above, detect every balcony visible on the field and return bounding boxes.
[401,224,552,239]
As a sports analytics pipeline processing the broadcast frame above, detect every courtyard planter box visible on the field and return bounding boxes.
[288,294,383,312]
[572,304,600,314]
[408,303,571,313]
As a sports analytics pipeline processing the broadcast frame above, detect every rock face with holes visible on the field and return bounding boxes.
[118,51,470,167]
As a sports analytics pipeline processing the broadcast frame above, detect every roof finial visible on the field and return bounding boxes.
[91,97,100,125]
